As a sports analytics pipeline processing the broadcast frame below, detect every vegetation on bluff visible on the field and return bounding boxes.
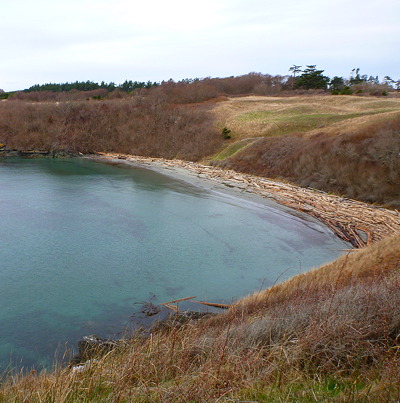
[2,84,399,207]
[0,98,223,161]
[211,96,400,208]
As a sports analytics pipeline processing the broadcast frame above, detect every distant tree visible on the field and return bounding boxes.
[145,80,156,89]
[289,65,302,78]
[330,76,345,92]
[368,75,379,84]
[107,82,116,92]
[384,76,400,91]
[0,90,10,99]
[350,68,367,85]
[294,65,330,90]
[120,80,134,92]
[384,76,395,85]
[25,81,100,92]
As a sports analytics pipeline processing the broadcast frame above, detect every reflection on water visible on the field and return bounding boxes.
[0,157,349,371]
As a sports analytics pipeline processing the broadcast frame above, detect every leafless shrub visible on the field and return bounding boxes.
[0,98,223,160]
[231,276,400,371]
[221,116,400,207]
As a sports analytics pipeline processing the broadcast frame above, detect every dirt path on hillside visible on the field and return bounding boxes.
[95,152,400,248]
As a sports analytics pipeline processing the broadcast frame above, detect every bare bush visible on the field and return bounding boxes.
[0,98,223,160]
[220,116,400,207]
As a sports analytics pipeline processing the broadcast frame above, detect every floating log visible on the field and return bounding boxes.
[160,296,197,305]
[192,301,231,309]
[163,304,179,312]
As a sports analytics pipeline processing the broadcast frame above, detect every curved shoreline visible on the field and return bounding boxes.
[2,149,399,247]
[90,152,400,248]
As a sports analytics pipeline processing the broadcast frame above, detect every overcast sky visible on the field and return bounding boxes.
[1,0,399,91]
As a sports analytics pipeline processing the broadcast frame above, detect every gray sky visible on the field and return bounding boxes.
[1,0,399,91]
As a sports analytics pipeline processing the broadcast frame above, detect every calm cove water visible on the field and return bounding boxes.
[0,157,349,371]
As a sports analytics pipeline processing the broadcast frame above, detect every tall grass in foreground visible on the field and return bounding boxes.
[1,234,399,402]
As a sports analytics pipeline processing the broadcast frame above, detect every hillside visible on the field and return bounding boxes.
[1,93,399,207]
[210,95,400,208]
[1,233,399,402]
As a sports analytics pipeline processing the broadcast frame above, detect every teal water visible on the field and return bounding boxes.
[0,157,349,371]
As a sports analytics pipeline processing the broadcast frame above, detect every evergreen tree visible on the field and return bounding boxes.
[330,76,345,91]
[350,68,367,85]
[294,65,330,90]
[289,65,302,78]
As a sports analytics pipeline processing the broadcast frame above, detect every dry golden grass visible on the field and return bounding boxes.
[211,95,400,141]
[235,232,400,315]
[213,97,400,207]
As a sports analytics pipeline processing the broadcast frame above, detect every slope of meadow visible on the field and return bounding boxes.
[1,233,399,402]
[211,95,400,208]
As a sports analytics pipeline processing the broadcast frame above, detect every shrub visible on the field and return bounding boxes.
[218,116,400,207]
[222,127,232,139]
[0,98,223,160]
[340,86,353,95]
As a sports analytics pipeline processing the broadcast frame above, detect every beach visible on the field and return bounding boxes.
[89,152,400,248]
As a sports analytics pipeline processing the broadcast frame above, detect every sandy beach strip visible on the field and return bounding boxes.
[90,152,400,248]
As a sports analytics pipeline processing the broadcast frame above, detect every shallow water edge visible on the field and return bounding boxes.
[88,152,400,247]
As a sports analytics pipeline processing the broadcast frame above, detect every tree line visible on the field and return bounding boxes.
[24,79,159,93]
[1,66,398,101]
[289,65,399,94]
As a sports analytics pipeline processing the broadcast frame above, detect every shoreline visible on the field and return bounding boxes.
[90,152,400,248]
[2,148,400,247]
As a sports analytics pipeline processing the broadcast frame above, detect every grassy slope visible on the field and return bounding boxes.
[210,95,400,207]
[1,234,399,402]
[211,95,400,141]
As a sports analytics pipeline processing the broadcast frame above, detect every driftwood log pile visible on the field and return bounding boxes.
[96,153,400,248]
